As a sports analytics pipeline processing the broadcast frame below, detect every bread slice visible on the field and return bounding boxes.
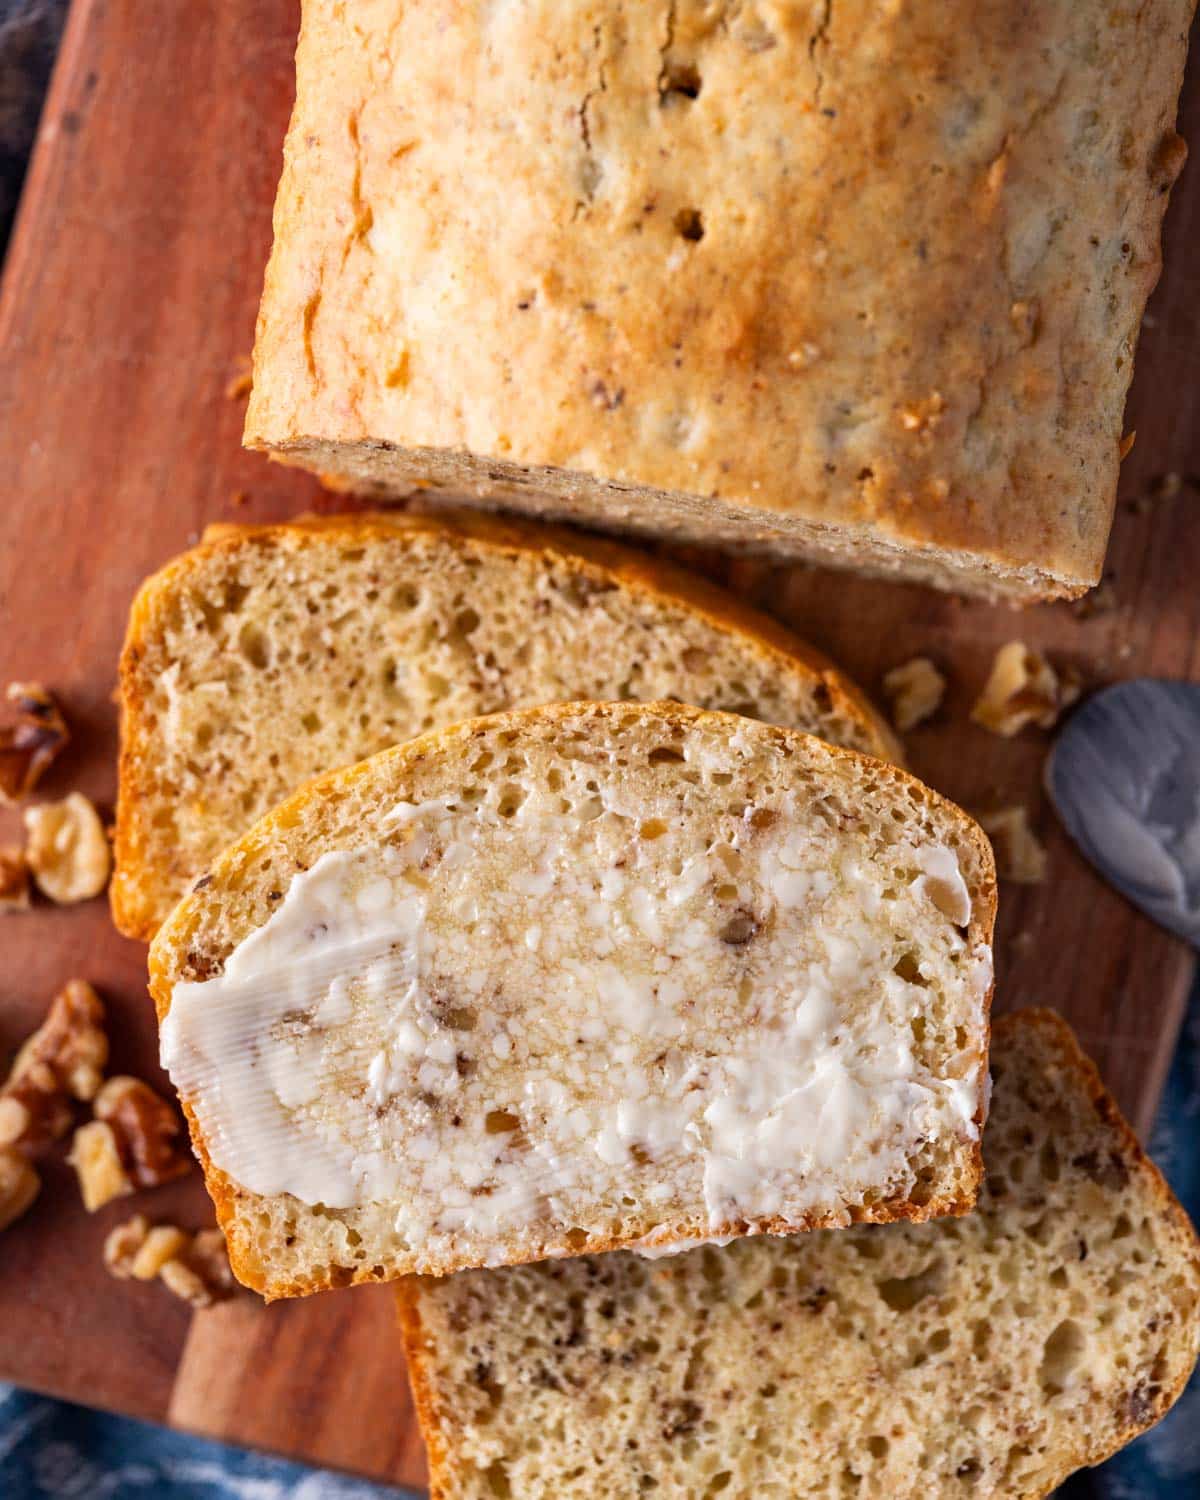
[245,2,1192,599]
[113,510,897,941]
[149,701,994,1297]
[398,1009,1200,1500]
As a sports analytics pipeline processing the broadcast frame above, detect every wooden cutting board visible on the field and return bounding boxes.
[0,1,1197,1488]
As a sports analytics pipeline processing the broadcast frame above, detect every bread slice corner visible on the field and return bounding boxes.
[397,1006,1200,1499]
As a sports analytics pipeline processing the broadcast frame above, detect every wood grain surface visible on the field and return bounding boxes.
[0,0,1196,1489]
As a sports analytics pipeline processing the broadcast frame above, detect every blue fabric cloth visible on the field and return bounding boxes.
[0,1383,418,1499]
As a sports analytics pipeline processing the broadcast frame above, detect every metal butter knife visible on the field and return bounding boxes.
[1045,680,1200,950]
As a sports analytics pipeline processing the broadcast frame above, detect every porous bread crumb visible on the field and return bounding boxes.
[150,701,993,1298]
[113,511,895,940]
[882,658,946,732]
[971,644,1080,737]
[977,807,1048,885]
[399,1011,1200,1500]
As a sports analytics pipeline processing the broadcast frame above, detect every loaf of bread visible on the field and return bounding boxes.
[150,702,994,1297]
[245,2,1192,599]
[113,510,895,941]
[398,1009,1200,1500]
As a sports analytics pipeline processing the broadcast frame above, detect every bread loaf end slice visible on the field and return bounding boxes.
[150,701,993,1296]
[399,1009,1200,1499]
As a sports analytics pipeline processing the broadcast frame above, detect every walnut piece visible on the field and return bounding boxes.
[24,793,112,904]
[0,683,69,803]
[0,847,31,911]
[970,642,1080,737]
[0,1148,39,1230]
[882,657,947,732]
[977,806,1048,885]
[68,1120,134,1211]
[102,1213,151,1277]
[93,1075,192,1189]
[0,980,108,1154]
[132,1224,191,1280]
[103,1214,236,1307]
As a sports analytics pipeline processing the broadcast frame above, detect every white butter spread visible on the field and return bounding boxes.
[161,787,988,1261]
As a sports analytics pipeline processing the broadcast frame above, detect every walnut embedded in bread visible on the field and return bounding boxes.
[24,793,112,903]
[0,682,69,803]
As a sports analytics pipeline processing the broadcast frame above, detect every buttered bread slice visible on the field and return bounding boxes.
[114,510,896,941]
[151,702,994,1297]
[398,1010,1200,1500]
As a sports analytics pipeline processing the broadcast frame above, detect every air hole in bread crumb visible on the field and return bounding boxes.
[877,1259,944,1312]
[392,583,420,612]
[662,59,702,99]
[640,818,668,839]
[497,785,527,818]
[483,1461,511,1497]
[895,953,928,986]
[485,1109,521,1134]
[1040,1319,1086,1394]
[238,623,270,669]
[301,711,321,734]
[674,207,705,241]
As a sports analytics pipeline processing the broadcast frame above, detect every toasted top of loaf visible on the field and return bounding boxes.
[246,2,1192,597]
[150,702,993,1297]
[398,1009,1200,1500]
[114,509,895,941]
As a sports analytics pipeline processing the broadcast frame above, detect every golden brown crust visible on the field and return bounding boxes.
[149,700,994,1299]
[247,2,1195,598]
[112,507,898,941]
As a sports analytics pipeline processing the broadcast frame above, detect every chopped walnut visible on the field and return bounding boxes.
[882,657,946,732]
[132,1224,191,1280]
[0,847,30,911]
[68,1120,134,1211]
[970,643,1080,737]
[103,1214,151,1276]
[103,1214,235,1307]
[10,979,108,1103]
[0,1148,39,1230]
[0,683,69,803]
[977,806,1048,885]
[0,980,108,1154]
[24,793,112,903]
[189,1227,237,1295]
[93,1075,192,1190]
